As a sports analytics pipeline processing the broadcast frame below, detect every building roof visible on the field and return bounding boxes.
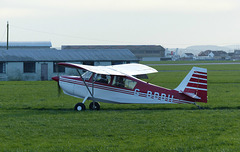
[0,41,52,48]
[198,50,227,56]
[184,53,194,56]
[211,51,227,56]
[198,50,212,56]
[61,45,165,50]
[0,49,138,62]
[234,50,240,54]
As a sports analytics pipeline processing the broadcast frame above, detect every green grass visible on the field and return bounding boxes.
[0,63,240,151]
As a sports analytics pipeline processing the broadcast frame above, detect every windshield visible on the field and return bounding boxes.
[82,71,92,80]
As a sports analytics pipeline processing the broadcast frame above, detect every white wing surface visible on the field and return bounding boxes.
[59,62,158,76]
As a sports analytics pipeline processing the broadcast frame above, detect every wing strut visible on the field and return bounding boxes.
[76,69,96,107]
[76,69,94,98]
[92,73,96,107]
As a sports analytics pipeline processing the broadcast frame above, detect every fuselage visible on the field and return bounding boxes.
[57,74,196,104]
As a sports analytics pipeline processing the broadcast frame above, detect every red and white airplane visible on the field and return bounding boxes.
[52,63,207,111]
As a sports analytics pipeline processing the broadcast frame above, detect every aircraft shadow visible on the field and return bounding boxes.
[23,106,240,111]
[3,106,239,112]
[100,106,240,111]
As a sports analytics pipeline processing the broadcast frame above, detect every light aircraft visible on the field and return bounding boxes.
[52,63,207,111]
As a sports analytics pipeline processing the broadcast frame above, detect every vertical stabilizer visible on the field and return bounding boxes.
[174,67,207,103]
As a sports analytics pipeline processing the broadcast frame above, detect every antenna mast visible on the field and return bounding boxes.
[7,21,9,50]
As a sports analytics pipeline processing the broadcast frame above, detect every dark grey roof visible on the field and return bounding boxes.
[211,51,227,56]
[0,41,52,48]
[62,45,165,51]
[185,53,194,56]
[0,49,138,62]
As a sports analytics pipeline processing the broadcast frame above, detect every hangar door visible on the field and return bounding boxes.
[41,63,48,80]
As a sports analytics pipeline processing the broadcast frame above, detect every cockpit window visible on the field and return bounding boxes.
[82,71,92,80]
[125,78,137,90]
[95,74,111,84]
[112,76,137,90]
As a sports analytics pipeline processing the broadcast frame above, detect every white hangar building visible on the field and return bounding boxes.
[0,42,138,81]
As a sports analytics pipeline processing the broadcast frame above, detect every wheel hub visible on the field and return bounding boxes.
[77,106,82,111]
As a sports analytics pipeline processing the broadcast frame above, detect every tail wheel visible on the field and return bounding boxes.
[89,102,100,110]
[74,103,86,111]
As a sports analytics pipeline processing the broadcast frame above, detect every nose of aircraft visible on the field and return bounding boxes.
[52,76,59,82]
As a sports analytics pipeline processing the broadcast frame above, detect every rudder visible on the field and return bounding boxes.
[174,67,207,103]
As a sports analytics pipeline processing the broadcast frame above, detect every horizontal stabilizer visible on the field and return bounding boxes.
[181,91,201,100]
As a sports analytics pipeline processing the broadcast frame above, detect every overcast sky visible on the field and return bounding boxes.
[0,0,240,48]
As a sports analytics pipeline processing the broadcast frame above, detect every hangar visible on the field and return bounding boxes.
[62,45,165,61]
[0,48,138,81]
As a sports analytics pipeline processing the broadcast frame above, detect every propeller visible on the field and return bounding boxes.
[52,76,61,96]
[57,79,62,97]
[57,64,62,97]
[52,63,62,97]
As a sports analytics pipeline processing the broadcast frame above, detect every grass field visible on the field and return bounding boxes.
[0,62,240,151]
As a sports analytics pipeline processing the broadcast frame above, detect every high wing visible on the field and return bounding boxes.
[58,62,158,76]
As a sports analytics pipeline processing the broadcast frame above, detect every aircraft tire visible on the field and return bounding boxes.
[89,102,100,110]
[74,103,86,111]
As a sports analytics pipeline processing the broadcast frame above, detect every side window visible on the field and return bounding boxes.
[112,76,125,88]
[95,74,111,84]
[125,78,137,90]
[112,76,137,90]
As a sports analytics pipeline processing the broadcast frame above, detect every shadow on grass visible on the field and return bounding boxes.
[22,107,74,112]
[100,106,240,111]
[202,106,240,110]
[3,105,240,112]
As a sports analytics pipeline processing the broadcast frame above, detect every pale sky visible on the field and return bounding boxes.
[0,0,240,48]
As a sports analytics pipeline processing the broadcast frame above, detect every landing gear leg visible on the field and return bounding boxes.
[89,101,100,110]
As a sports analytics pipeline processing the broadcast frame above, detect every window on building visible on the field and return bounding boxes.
[0,62,6,73]
[82,61,94,73]
[112,61,124,65]
[153,50,160,54]
[83,61,94,66]
[24,62,35,73]
[132,50,144,54]
[146,51,153,54]
[53,62,65,73]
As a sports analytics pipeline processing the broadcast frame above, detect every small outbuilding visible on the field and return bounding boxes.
[198,50,228,60]
[181,53,194,60]
[0,48,138,81]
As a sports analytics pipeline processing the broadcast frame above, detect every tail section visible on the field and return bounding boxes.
[174,67,207,103]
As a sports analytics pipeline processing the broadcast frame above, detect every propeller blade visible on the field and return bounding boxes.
[57,80,62,97]
[52,76,61,96]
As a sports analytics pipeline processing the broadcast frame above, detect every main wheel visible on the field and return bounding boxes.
[89,102,100,110]
[74,103,86,111]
